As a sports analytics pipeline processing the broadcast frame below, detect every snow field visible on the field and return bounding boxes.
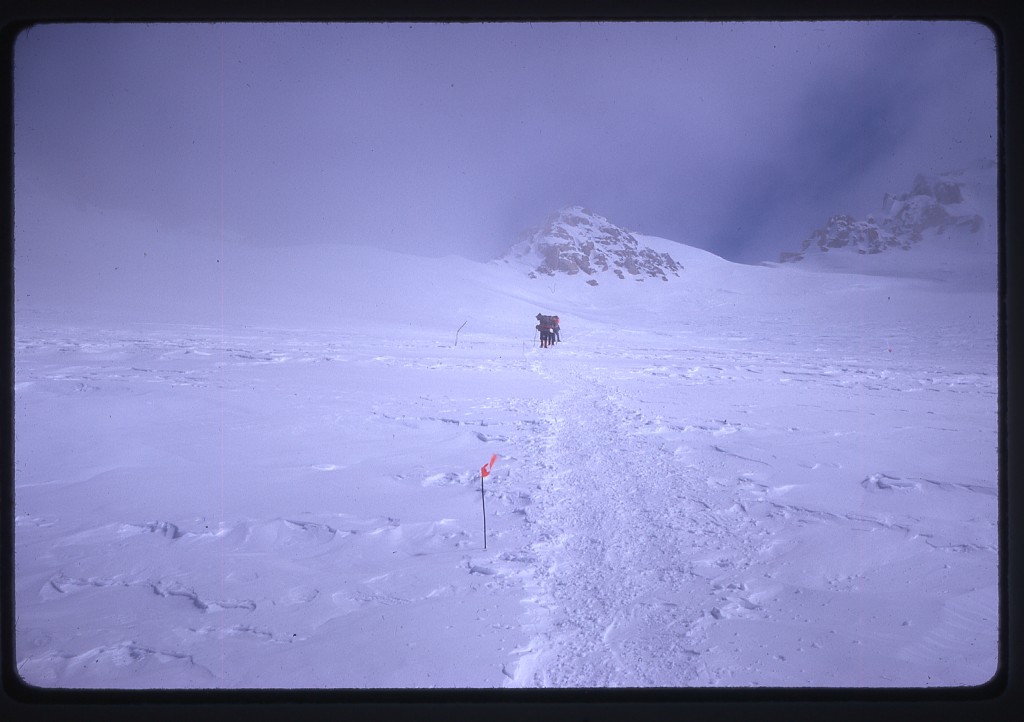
[13,233,999,689]
[14,324,553,687]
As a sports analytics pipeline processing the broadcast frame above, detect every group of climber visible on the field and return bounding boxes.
[535,314,561,348]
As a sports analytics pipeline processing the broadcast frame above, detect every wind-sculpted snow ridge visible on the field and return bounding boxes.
[779,160,995,265]
[507,206,683,284]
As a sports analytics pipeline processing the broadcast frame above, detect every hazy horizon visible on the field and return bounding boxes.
[14,21,997,268]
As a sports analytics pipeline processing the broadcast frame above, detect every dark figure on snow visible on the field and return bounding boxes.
[536,313,556,348]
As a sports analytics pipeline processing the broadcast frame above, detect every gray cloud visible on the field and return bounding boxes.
[14,21,997,265]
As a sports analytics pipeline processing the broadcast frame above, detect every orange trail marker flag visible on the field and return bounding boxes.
[480,454,497,549]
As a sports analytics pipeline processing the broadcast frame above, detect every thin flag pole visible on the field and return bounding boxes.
[479,454,497,550]
[480,470,487,550]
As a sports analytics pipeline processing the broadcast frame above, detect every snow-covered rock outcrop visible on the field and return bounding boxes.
[779,161,992,264]
[506,206,683,284]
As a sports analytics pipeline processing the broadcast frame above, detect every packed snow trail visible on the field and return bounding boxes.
[506,355,773,687]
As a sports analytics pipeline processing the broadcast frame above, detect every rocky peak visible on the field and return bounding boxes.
[779,166,987,263]
[782,213,908,259]
[509,206,683,284]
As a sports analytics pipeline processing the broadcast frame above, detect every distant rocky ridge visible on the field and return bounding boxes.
[507,206,683,284]
[779,162,991,263]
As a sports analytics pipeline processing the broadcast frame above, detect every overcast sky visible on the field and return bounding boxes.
[13,21,997,264]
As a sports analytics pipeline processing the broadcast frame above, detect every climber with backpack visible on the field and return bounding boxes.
[535,313,556,348]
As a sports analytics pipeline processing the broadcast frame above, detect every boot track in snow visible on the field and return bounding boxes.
[505,359,770,687]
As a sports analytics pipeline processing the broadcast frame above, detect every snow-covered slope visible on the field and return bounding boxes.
[774,160,997,288]
[13,209,999,689]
